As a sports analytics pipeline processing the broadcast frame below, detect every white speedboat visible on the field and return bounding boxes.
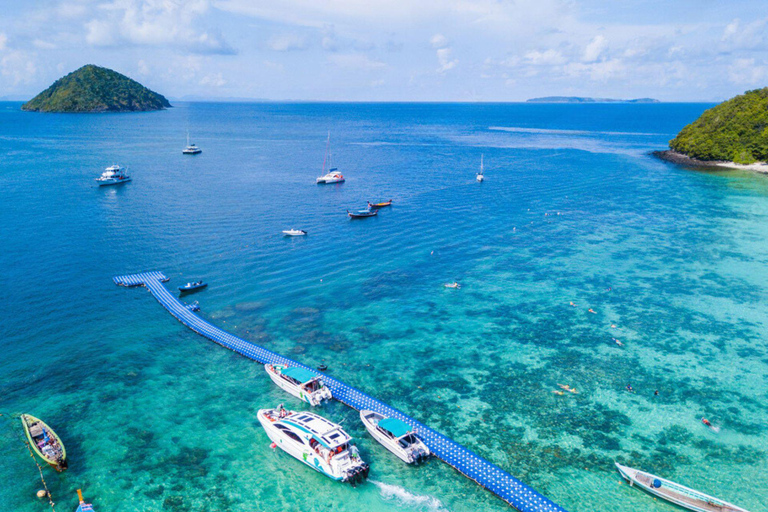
[282,229,307,236]
[96,165,131,186]
[476,154,484,182]
[258,406,369,484]
[183,132,202,154]
[316,131,345,184]
[615,463,750,512]
[265,364,332,405]
[360,410,430,464]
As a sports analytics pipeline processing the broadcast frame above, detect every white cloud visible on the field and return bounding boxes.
[436,47,458,73]
[583,35,607,62]
[430,33,449,49]
[0,33,7,51]
[524,49,565,66]
[1,50,37,86]
[137,59,150,75]
[267,33,307,51]
[32,39,57,50]
[728,57,768,86]
[200,72,226,87]
[83,0,236,55]
[328,53,386,70]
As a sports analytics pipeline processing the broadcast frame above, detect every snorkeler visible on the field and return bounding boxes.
[626,384,635,393]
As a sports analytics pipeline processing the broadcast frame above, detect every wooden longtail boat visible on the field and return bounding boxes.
[367,200,392,208]
[347,209,378,218]
[615,463,750,512]
[20,414,67,471]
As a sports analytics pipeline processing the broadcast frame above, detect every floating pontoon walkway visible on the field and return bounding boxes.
[114,271,567,512]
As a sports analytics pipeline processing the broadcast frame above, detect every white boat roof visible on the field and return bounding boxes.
[283,412,351,448]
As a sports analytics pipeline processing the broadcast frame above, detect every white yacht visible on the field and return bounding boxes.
[96,165,131,186]
[282,229,307,236]
[258,406,369,484]
[265,364,332,406]
[360,410,430,464]
[317,132,345,184]
[476,154,484,182]
[183,132,202,154]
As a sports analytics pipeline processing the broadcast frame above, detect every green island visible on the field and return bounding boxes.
[667,87,768,164]
[22,64,171,113]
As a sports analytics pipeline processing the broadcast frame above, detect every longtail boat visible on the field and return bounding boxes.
[75,489,94,512]
[347,209,377,218]
[616,463,750,512]
[20,414,67,471]
[367,200,392,208]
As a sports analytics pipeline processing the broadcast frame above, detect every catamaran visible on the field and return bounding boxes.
[258,406,369,484]
[360,410,430,464]
[95,165,131,186]
[477,154,485,182]
[615,463,750,512]
[265,364,332,405]
[20,414,67,471]
[182,132,202,154]
[316,132,345,184]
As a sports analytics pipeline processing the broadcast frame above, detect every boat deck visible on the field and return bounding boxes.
[634,472,742,512]
[113,271,567,512]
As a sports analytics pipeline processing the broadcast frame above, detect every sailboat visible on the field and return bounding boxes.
[183,131,202,154]
[476,154,484,182]
[316,131,345,184]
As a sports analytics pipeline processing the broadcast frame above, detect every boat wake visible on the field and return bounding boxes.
[371,480,448,511]
[488,126,664,136]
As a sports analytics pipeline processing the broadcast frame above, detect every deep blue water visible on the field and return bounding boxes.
[1,102,766,512]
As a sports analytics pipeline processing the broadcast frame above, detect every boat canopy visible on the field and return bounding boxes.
[379,418,413,438]
[282,366,318,384]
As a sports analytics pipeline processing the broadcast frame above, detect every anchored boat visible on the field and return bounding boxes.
[20,414,67,471]
[347,209,377,218]
[265,364,332,405]
[477,154,485,182]
[182,132,202,154]
[317,132,345,184]
[368,200,392,209]
[178,281,207,293]
[282,229,307,236]
[360,410,430,464]
[75,489,94,512]
[258,406,369,484]
[615,463,750,512]
[95,165,131,186]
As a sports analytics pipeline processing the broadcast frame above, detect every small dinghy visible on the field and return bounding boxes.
[265,364,332,406]
[347,209,378,218]
[360,410,430,464]
[20,414,67,471]
[615,463,750,512]
[75,489,95,512]
[282,229,307,236]
[178,281,207,293]
[367,200,392,209]
[258,406,369,484]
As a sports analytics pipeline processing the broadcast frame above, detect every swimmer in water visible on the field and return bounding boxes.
[588,308,596,314]
[654,390,659,396]
[570,301,576,307]
[614,338,624,347]
[702,417,712,427]
[553,390,565,395]
[626,384,634,393]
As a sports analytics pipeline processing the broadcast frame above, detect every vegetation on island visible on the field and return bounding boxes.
[669,87,768,163]
[22,65,171,113]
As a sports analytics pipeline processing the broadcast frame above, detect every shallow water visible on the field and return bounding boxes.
[1,102,766,512]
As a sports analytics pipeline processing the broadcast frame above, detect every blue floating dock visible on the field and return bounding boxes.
[114,271,567,512]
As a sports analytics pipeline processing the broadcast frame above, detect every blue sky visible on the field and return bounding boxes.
[0,0,767,101]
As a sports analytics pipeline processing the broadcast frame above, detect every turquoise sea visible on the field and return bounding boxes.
[1,102,766,512]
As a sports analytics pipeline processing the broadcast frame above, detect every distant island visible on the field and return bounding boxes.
[22,65,170,113]
[655,87,768,172]
[526,96,660,103]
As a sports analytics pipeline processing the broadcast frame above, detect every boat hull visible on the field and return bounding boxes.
[317,178,345,184]
[183,149,202,154]
[615,463,749,512]
[20,414,67,471]
[178,283,207,293]
[96,177,131,186]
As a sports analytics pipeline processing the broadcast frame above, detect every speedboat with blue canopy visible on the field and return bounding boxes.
[615,463,750,512]
[178,281,207,293]
[258,406,369,484]
[360,410,430,464]
[265,364,332,406]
